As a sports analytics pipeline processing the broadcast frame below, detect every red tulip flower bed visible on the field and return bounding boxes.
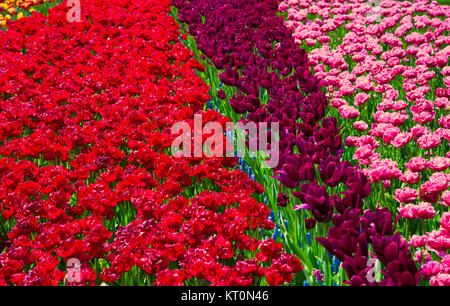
[0,0,302,285]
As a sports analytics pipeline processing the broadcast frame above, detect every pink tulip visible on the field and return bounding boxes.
[440,212,450,232]
[391,132,411,148]
[338,105,360,119]
[414,249,431,263]
[405,157,428,172]
[428,156,450,171]
[421,261,442,277]
[410,235,428,248]
[440,190,450,207]
[398,202,436,219]
[353,121,368,131]
[354,93,370,106]
[400,170,420,185]
[394,187,419,203]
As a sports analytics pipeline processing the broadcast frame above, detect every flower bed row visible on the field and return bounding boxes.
[0,0,302,285]
[280,0,449,286]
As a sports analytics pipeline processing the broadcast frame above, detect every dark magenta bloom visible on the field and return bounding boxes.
[292,182,333,223]
[276,193,288,207]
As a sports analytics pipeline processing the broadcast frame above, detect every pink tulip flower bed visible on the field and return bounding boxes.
[279,0,450,285]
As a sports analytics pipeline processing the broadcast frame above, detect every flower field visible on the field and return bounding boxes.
[0,0,448,287]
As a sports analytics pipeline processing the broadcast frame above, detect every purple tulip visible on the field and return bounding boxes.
[277,193,288,207]
[318,156,344,187]
[292,182,333,223]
